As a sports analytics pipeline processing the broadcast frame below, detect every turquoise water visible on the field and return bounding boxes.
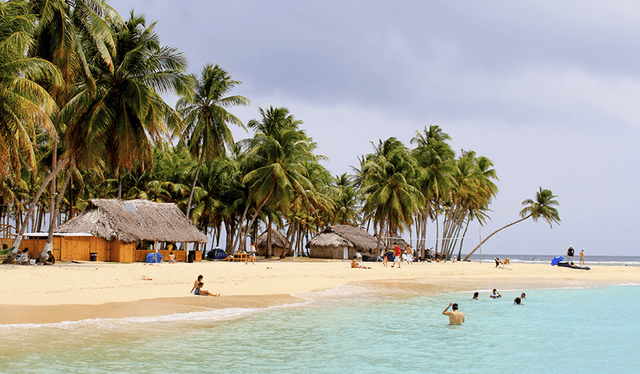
[1,284,639,373]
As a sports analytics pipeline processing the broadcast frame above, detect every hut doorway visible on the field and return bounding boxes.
[343,247,348,260]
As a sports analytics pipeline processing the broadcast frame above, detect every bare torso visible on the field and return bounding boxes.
[443,311,465,325]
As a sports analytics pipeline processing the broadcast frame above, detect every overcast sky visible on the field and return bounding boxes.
[108,0,640,256]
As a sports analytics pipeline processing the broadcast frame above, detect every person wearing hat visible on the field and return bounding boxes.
[442,302,465,325]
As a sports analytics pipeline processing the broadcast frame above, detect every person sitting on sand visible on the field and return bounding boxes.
[472,292,479,299]
[168,251,176,264]
[490,289,502,298]
[442,302,465,325]
[351,258,371,269]
[190,275,220,297]
[514,297,523,305]
[44,250,55,265]
[18,248,30,265]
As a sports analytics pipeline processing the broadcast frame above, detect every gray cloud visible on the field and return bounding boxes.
[107,0,640,256]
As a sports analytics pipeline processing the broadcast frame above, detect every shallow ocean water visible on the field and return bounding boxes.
[1,284,639,373]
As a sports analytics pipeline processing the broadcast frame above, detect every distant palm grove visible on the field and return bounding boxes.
[0,0,560,261]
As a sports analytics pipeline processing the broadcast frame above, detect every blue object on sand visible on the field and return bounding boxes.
[145,252,163,263]
[206,247,231,260]
[551,256,563,266]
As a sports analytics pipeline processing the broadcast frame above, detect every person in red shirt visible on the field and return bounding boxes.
[391,244,402,268]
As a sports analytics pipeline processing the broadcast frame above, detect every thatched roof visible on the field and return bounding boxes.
[307,225,378,251]
[55,199,209,244]
[377,235,409,250]
[256,228,289,249]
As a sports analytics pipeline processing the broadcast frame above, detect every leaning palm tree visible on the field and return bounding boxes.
[463,187,560,261]
[177,64,249,222]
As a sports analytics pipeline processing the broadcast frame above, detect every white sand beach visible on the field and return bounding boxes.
[1,259,639,324]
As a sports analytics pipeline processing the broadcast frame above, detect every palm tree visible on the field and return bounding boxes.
[63,12,190,175]
[0,0,61,181]
[463,187,560,261]
[1,0,64,261]
[238,107,315,256]
[331,173,360,225]
[177,63,249,222]
[361,137,424,252]
[411,125,455,256]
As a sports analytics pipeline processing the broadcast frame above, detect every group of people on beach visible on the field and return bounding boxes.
[566,245,585,266]
[8,247,56,265]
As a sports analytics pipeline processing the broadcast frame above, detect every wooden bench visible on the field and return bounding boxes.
[232,253,250,262]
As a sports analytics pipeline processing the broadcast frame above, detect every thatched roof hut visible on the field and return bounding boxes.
[256,228,291,257]
[307,225,379,260]
[56,199,208,244]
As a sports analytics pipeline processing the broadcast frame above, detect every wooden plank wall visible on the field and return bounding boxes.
[1,238,14,249]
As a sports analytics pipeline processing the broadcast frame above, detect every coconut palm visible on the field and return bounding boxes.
[238,107,315,256]
[411,125,455,256]
[331,173,360,226]
[177,64,249,222]
[361,137,424,251]
[63,12,190,174]
[463,187,560,261]
[0,0,61,180]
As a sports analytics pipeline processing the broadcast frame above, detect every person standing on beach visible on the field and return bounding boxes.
[567,246,575,262]
[382,251,389,267]
[405,245,414,264]
[580,250,585,266]
[391,244,401,268]
[442,303,465,325]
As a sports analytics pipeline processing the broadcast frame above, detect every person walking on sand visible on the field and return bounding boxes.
[391,244,402,268]
[580,250,585,266]
[382,251,389,267]
[442,303,465,325]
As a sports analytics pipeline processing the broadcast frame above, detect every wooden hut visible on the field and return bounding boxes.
[18,199,208,263]
[307,225,378,260]
[256,228,291,257]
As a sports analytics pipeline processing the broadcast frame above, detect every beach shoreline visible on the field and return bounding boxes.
[2,260,639,325]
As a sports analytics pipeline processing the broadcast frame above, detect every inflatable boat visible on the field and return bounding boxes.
[556,261,590,270]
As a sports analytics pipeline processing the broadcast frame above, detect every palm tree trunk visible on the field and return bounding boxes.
[186,151,205,221]
[231,203,251,252]
[462,214,532,261]
[240,187,274,253]
[5,157,70,262]
[456,216,471,261]
[39,165,73,262]
[267,215,273,259]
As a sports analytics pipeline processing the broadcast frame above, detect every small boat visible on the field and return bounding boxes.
[556,261,590,270]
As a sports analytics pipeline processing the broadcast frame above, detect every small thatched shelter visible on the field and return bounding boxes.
[307,225,378,260]
[19,199,208,263]
[256,228,291,257]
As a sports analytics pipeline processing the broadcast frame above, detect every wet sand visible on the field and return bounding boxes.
[2,259,638,324]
